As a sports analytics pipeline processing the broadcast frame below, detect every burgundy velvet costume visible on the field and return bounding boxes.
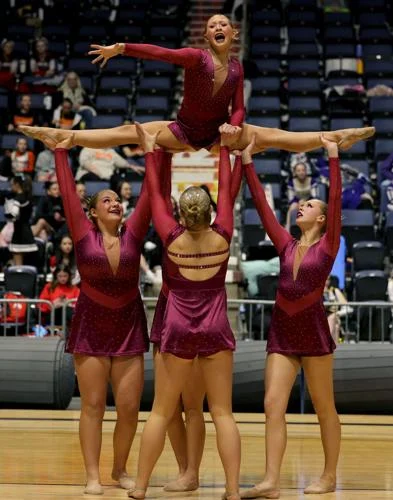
[146,147,240,359]
[123,44,244,150]
[55,148,151,356]
[149,153,243,347]
[244,158,342,356]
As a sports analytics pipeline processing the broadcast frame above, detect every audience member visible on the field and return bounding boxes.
[56,71,96,128]
[0,40,18,91]
[35,181,66,235]
[52,98,83,130]
[8,94,41,132]
[35,144,56,181]
[324,276,349,343]
[115,180,134,219]
[286,160,319,229]
[0,137,36,178]
[75,146,137,182]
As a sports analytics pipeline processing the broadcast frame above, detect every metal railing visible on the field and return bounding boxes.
[0,298,56,336]
[3,296,391,345]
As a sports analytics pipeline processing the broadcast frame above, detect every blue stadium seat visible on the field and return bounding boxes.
[374,139,393,160]
[324,12,352,25]
[251,42,281,58]
[91,115,124,128]
[251,76,281,94]
[341,209,375,254]
[6,24,35,39]
[352,241,385,272]
[287,10,317,26]
[247,116,281,128]
[252,158,282,181]
[85,181,110,196]
[324,26,355,43]
[104,58,137,76]
[327,76,360,87]
[251,25,281,42]
[244,183,281,208]
[95,96,128,114]
[253,9,281,24]
[0,95,8,109]
[138,76,172,92]
[287,43,319,58]
[364,59,393,78]
[150,26,180,40]
[288,117,322,132]
[360,27,392,44]
[288,96,321,115]
[32,182,46,198]
[135,95,169,113]
[68,58,98,75]
[330,118,364,130]
[42,24,71,40]
[79,25,108,40]
[143,60,175,76]
[363,45,393,58]
[113,25,143,41]
[248,96,281,115]
[287,77,321,94]
[287,59,320,75]
[367,78,393,89]
[353,270,387,302]
[325,44,355,58]
[369,96,393,117]
[255,59,281,74]
[99,76,132,94]
[288,27,317,43]
[71,41,92,56]
[358,12,387,27]
[373,118,393,137]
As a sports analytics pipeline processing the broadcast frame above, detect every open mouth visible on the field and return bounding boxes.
[214,33,226,43]
[296,211,303,217]
[109,209,121,215]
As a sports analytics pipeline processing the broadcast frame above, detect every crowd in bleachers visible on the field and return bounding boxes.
[1,0,393,340]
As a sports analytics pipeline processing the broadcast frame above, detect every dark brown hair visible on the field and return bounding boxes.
[50,264,72,291]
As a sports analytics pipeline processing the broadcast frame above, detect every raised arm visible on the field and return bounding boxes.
[242,137,292,254]
[54,148,91,243]
[230,152,242,206]
[322,141,342,257]
[215,145,234,237]
[229,62,245,127]
[89,43,201,69]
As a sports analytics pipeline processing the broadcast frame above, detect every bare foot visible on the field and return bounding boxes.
[84,479,103,495]
[304,476,336,494]
[127,487,146,499]
[337,126,375,151]
[222,492,241,500]
[18,125,71,149]
[163,476,199,492]
[240,481,280,499]
[112,471,135,490]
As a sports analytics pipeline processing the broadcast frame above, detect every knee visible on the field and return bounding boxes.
[116,400,140,421]
[81,398,106,419]
[184,407,203,423]
[208,403,232,422]
[312,400,338,421]
[264,393,286,420]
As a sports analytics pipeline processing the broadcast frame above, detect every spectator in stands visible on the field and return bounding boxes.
[0,40,18,91]
[30,37,56,78]
[286,161,319,229]
[115,180,134,219]
[52,98,83,130]
[35,144,56,181]
[6,174,38,265]
[76,146,137,182]
[75,180,88,211]
[20,14,374,155]
[56,71,96,128]
[341,173,374,210]
[0,137,36,178]
[324,275,349,343]
[39,264,80,326]
[35,180,66,235]
[49,234,79,282]
[380,151,393,186]
[8,94,41,132]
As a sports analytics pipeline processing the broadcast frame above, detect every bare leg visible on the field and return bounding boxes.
[74,354,111,495]
[327,313,340,343]
[128,353,193,499]
[31,218,53,238]
[302,355,340,494]
[110,355,144,490]
[18,122,196,152]
[199,350,240,500]
[165,358,206,491]
[231,124,375,154]
[12,253,23,265]
[154,348,187,476]
[240,353,300,499]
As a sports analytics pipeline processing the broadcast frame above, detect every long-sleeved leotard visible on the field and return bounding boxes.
[123,44,245,150]
[55,148,152,356]
[149,150,242,347]
[146,146,239,358]
[244,157,341,356]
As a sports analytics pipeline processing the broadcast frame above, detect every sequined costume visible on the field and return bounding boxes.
[244,157,341,356]
[123,44,244,150]
[149,152,243,348]
[54,148,151,356]
[146,146,240,359]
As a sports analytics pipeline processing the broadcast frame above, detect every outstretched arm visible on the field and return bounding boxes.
[215,144,234,237]
[321,135,341,257]
[243,137,292,254]
[89,43,201,69]
[135,124,177,243]
[230,152,243,206]
[54,148,91,243]
[229,63,245,127]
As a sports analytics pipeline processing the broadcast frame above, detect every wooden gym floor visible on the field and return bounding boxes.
[0,410,392,499]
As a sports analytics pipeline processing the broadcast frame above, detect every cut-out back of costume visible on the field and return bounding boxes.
[146,146,241,358]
